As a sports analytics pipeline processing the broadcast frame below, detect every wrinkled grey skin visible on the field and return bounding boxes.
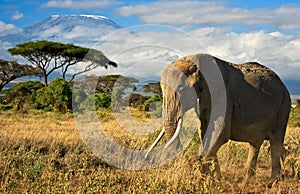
[158,53,291,181]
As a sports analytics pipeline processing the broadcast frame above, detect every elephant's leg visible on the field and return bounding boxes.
[201,117,229,178]
[200,143,223,180]
[246,142,262,177]
[269,139,285,180]
[200,133,228,179]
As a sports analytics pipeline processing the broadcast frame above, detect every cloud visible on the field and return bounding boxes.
[115,1,300,30]
[71,25,300,81]
[12,11,24,20]
[0,21,16,32]
[0,21,21,36]
[43,0,122,9]
[189,28,300,78]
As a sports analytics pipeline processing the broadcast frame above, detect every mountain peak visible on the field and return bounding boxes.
[50,14,110,21]
[0,14,121,45]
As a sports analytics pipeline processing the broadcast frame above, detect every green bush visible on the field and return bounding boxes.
[129,93,149,109]
[0,81,44,112]
[296,99,300,108]
[72,88,87,107]
[144,94,162,111]
[2,81,44,103]
[289,99,300,127]
[95,93,111,109]
[144,94,163,117]
[35,79,72,112]
[80,93,111,110]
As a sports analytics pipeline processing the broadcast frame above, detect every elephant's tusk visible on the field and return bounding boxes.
[164,118,182,149]
[145,128,165,159]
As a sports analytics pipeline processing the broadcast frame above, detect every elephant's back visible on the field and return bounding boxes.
[236,62,278,82]
[233,62,287,94]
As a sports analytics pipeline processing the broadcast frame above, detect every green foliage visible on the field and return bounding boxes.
[144,94,163,117]
[296,99,300,108]
[94,93,111,109]
[0,59,42,91]
[0,104,13,111]
[96,74,138,94]
[72,89,87,107]
[289,104,300,127]
[8,40,115,85]
[129,93,149,109]
[1,81,44,112]
[143,82,162,95]
[144,94,162,111]
[111,86,124,112]
[80,93,111,110]
[3,81,44,102]
[35,79,72,112]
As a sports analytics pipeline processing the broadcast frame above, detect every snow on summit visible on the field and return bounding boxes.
[0,15,121,46]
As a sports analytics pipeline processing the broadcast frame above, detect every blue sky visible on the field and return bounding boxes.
[0,0,300,32]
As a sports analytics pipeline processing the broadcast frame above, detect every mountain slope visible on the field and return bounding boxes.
[0,15,121,46]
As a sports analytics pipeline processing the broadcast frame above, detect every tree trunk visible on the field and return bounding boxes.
[0,84,4,92]
[43,70,48,86]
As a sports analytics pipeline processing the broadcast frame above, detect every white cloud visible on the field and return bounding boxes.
[77,25,300,81]
[0,21,21,36]
[191,28,300,79]
[12,11,24,20]
[0,21,15,32]
[116,1,300,30]
[43,0,121,9]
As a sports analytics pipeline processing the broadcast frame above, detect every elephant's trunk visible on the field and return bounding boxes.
[159,96,182,155]
[144,90,183,158]
[164,118,182,149]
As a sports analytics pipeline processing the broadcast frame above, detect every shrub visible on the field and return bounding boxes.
[144,94,163,117]
[2,81,44,102]
[1,81,44,111]
[289,99,300,127]
[80,93,111,110]
[296,99,300,108]
[72,88,88,107]
[35,79,72,112]
[94,93,111,109]
[129,93,149,109]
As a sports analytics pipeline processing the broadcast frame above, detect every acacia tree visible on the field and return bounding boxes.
[8,40,117,86]
[143,82,162,95]
[96,74,138,94]
[0,59,42,91]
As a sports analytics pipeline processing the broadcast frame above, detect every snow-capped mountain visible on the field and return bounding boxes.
[0,15,121,46]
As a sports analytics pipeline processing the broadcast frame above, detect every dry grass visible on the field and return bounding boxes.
[0,109,299,193]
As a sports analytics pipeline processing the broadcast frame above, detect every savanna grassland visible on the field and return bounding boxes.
[0,108,299,193]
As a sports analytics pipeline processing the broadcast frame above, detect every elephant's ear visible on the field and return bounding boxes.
[187,65,199,87]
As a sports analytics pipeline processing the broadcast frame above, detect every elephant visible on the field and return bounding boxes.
[145,53,291,183]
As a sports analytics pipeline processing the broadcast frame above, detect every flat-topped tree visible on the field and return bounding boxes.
[143,82,162,96]
[8,40,117,86]
[0,59,42,91]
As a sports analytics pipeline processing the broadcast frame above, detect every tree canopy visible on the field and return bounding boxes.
[96,74,138,94]
[143,82,162,95]
[0,59,42,91]
[8,40,117,86]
